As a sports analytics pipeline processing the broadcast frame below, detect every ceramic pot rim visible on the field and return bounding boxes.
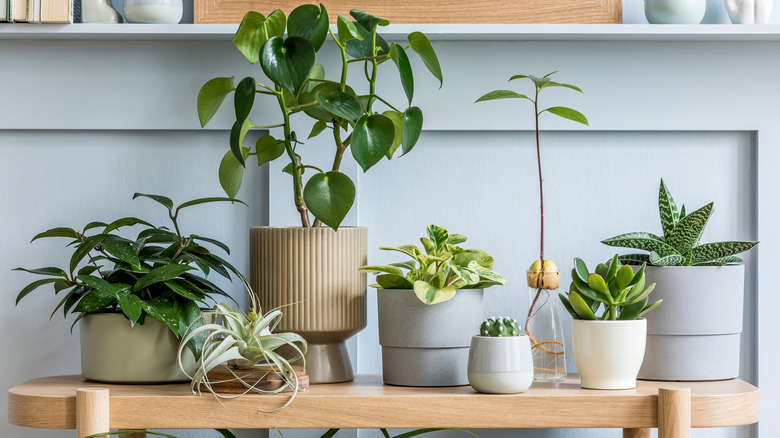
[250,226,367,230]
[471,335,529,340]
[644,263,744,269]
[572,318,646,325]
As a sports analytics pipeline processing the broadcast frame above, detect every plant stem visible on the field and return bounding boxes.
[534,88,544,262]
[331,119,347,171]
[276,87,310,227]
[371,95,402,113]
[366,29,379,113]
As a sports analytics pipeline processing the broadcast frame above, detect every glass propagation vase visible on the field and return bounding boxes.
[525,270,566,382]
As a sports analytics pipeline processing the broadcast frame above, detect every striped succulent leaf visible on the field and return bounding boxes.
[601,232,679,257]
[649,251,686,266]
[693,255,744,266]
[666,203,713,254]
[618,253,651,265]
[658,179,680,240]
[689,242,758,265]
[679,204,686,220]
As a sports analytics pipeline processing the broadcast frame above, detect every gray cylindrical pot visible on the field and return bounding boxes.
[377,288,483,386]
[639,264,745,381]
[80,313,196,383]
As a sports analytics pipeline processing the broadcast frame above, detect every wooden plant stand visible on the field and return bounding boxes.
[8,374,758,438]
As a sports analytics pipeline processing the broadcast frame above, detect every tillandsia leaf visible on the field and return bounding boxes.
[544,106,589,125]
[658,178,680,240]
[315,91,363,123]
[198,77,235,127]
[350,9,389,31]
[346,21,389,58]
[601,232,679,257]
[232,11,270,64]
[234,76,255,124]
[407,32,443,87]
[383,110,404,159]
[229,118,252,166]
[649,251,686,266]
[618,253,651,265]
[475,90,531,103]
[358,265,404,276]
[414,280,456,305]
[287,3,329,51]
[351,114,395,172]
[666,202,713,255]
[390,43,414,105]
[689,241,758,265]
[568,291,598,320]
[303,171,356,230]
[255,135,285,166]
[336,13,363,44]
[401,106,423,156]
[219,147,250,198]
[559,293,579,319]
[375,274,414,289]
[261,36,317,95]
[694,255,744,266]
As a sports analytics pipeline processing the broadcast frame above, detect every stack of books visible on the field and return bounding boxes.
[0,0,75,23]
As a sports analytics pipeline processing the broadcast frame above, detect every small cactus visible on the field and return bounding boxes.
[480,316,520,337]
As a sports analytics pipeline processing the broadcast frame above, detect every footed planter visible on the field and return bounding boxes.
[467,335,534,394]
[80,313,197,383]
[571,319,647,390]
[377,288,483,386]
[639,265,745,381]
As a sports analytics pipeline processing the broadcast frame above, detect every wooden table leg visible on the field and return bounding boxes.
[658,387,691,438]
[623,428,650,438]
[76,388,109,438]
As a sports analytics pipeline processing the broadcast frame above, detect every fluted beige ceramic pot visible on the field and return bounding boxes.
[250,226,367,383]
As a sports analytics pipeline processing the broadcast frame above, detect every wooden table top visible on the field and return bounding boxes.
[8,374,759,430]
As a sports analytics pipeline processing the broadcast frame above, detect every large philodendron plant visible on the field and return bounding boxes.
[198,5,442,229]
[602,179,758,266]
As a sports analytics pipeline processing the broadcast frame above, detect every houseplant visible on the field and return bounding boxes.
[560,256,661,389]
[360,224,504,386]
[476,72,588,382]
[602,179,758,380]
[197,4,443,383]
[467,317,533,394]
[14,193,244,383]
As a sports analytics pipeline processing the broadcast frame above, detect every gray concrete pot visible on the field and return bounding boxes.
[639,264,745,381]
[377,288,483,386]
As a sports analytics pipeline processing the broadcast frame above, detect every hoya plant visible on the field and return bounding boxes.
[359,225,505,305]
[560,256,662,321]
[602,179,758,266]
[198,5,442,229]
[14,193,244,359]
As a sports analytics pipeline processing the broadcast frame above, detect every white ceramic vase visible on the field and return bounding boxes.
[725,0,773,23]
[645,0,706,23]
[570,319,647,390]
[124,0,182,23]
[467,335,534,394]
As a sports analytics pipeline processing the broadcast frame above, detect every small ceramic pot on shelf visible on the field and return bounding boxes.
[467,335,534,394]
[124,0,183,23]
[570,318,647,390]
[645,0,707,23]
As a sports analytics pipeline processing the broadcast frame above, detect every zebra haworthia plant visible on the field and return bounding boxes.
[560,256,662,321]
[602,179,758,266]
[359,225,505,305]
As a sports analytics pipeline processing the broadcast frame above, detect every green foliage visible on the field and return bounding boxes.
[359,225,504,305]
[560,256,662,321]
[480,316,520,337]
[198,5,443,229]
[14,194,246,360]
[602,179,758,266]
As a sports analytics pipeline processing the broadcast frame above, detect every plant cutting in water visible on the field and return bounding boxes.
[359,224,505,304]
[198,5,442,229]
[602,179,758,266]
[476,72,588,376]
[560,256,662,320]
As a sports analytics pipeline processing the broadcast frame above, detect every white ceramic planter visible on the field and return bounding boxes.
[467,335,534,394]
[571,319,647,390]
[725,0,773,23]
[645,0,706,23]
[639,265,745,381]
[377,288,483,386]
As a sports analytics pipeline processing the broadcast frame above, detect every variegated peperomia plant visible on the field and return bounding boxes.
[359,225,504,305]
[602,179,758,266]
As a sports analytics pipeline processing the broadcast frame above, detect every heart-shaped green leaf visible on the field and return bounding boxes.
[337,13,363,45]
[346,21,389,58]
[261,36,316,95]
[287,3,329,51]
[315,91,363,123]
[408,32,442,87]
[197,77,235,127]
[383,110,403,159]
[351,114,395,172]
[546,106,589,125]
[256,135,285,165]
[308,120,328,139]
[264,9,286,38]
[401,106,423,156]
[232,12,268,64]
[234,76,255,123]
[229,118,252,166]
[219,147,250,198]
[413,280,456,305]
[303,171,355,230]
[349,9,389,32]
[390,43,414,105]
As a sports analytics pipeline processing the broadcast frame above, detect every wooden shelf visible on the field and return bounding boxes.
[8,374,759,431]
[2,23,780,41]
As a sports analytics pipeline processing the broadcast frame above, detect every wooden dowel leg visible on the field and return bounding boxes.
[76,388,109,438]
[623,428,651,438]
[658,387,691,438]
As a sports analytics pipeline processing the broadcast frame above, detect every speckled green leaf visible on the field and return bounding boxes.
[618,254,651,265]
[693,255,743,266]
[658,179,680,240]
[117,293,143,325]
[133,264,195,292]
[602,232,678,257]
[666,202,712,254]
[689,241,758,265]
[140,298,180,336]
[649,251,685,266]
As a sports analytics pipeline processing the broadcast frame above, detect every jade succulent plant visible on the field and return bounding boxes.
[602,179,758,266]
[480,317,520,337]
[560,256,662,321]
[359,225,504,305]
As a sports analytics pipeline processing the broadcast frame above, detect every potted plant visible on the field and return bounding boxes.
[359,224,504,386]
[197,4,443,383]
[14,193,244,383]
[467,317,533,394]
[560,256,662,390]
[602,179,758,381]
[476,72,588,382]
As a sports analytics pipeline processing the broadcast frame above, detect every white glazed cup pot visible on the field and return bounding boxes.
[467,335,534,394]
[645,0,706,23]
[571,319,647,390]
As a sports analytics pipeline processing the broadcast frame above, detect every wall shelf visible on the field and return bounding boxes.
[2,23,780,41]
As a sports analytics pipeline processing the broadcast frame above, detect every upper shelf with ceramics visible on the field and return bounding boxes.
[3,23,780,41]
